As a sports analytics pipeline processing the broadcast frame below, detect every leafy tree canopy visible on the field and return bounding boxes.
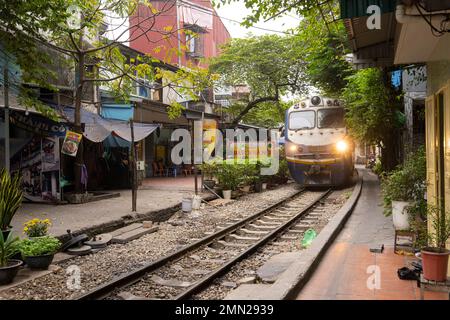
[209,34,308,125]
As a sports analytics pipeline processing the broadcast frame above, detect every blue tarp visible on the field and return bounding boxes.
[100,104,134,121]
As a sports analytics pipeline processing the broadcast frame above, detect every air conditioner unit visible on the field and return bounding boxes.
[422,0,450,12]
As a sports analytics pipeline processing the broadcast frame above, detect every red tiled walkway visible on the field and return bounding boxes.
[297,168,447,300]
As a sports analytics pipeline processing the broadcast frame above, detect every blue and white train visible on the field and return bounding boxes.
[284,96,354,186]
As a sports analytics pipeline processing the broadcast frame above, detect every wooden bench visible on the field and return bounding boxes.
[419,274,450,300]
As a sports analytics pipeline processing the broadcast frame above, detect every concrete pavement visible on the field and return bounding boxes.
[11,176,208,239]
[296,168,447,300]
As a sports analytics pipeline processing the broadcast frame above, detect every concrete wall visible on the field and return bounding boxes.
[427,60,450,95]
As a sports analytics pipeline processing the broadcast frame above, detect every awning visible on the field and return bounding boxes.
[60,107,159,143]
[100,103,134,121]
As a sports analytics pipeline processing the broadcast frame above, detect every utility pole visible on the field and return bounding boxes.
[130,118,137,212]
[3,64,10,172]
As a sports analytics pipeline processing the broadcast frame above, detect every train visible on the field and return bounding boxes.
[284,96,354,186]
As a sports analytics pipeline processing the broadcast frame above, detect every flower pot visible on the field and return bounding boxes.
[391,200,411,230]
[24,253,55,270]
[0,259,22,285]
[262,183,268,191]
[181,198,192,213]
[241,185,251,193]
[203,179,216,189]
[192,196,202,210]
[254,181,262,193]
[222,190,232,200]
[421,248,450,282]
[1,229,12,240]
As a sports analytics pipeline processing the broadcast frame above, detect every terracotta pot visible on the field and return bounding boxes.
[241,185,251,193]
[421,247,450,282]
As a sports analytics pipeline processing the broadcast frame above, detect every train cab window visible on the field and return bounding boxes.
[318,108,345,128]
[289,111,315,130]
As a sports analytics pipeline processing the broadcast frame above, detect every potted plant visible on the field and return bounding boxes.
[421,205,450,282]
[23,218,52,239]
[216,163,242,200]
[18,236,61,270]
[0,231,22,285]
[0,169,23,239]
[381,147,426,230]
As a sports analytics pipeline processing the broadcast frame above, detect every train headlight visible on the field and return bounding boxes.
[336,140,348,152]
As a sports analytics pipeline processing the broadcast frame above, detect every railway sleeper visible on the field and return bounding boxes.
[261,216,287,222]
[236,228,269,236]
[225,234,260,243]
[280,235,299,241]
[212,240,250,249]
[254,220,282,226]
[247,223,278,231]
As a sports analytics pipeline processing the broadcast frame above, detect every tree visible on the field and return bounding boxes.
[1,0,211,192]
[342,68,405,171]
[209,34,308,126]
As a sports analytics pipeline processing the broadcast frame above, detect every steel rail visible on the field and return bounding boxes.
[76,188,306,300]
[174,189,331,300]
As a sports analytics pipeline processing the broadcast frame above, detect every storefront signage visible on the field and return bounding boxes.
[61,131,82,157]
[9,110,67,137]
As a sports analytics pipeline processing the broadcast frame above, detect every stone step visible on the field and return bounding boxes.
[111,226,158,244]
[110,223,143,237]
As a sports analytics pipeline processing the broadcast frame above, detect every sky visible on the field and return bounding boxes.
[214,1,301,38]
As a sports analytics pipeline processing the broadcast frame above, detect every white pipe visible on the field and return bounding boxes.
[396,4,449,24]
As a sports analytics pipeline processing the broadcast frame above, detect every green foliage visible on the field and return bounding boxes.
[210,35,308,98]
[342,68,404,146]
[0,231,20,267]
[381,146,426,216]
[426,205,450,251]
[0,169,23,231]
[18,236,61,258]
[372,159,384,176]
[215,163,243,191]
[1,0,212,122]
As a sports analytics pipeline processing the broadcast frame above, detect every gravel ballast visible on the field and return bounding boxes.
[0,183,302,300]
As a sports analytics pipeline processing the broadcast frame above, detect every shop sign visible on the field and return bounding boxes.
[9,110,67,137]
[61,131,82,157]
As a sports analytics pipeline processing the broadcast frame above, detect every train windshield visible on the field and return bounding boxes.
[289,111,315,130]
[318,108,345,128]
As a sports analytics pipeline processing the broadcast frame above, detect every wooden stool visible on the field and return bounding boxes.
[419,274,450,300]
[394,230,416,253]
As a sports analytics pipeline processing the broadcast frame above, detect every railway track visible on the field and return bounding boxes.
[77,188,332,300]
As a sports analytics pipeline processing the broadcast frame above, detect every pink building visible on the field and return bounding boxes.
[129,0,231,68]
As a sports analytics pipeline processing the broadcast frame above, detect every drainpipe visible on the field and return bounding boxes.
[395,4,449,24]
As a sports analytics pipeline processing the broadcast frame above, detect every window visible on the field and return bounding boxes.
[317,108,345,128]
[185,32,204,57]
[289,111,315,130]
[136,77,152,98]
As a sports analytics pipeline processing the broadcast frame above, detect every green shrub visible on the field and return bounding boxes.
[0,232,20,266]
[18,236,61,257]
[381,146,426,216]
[372,159,383,176]
[0,169,23,230]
